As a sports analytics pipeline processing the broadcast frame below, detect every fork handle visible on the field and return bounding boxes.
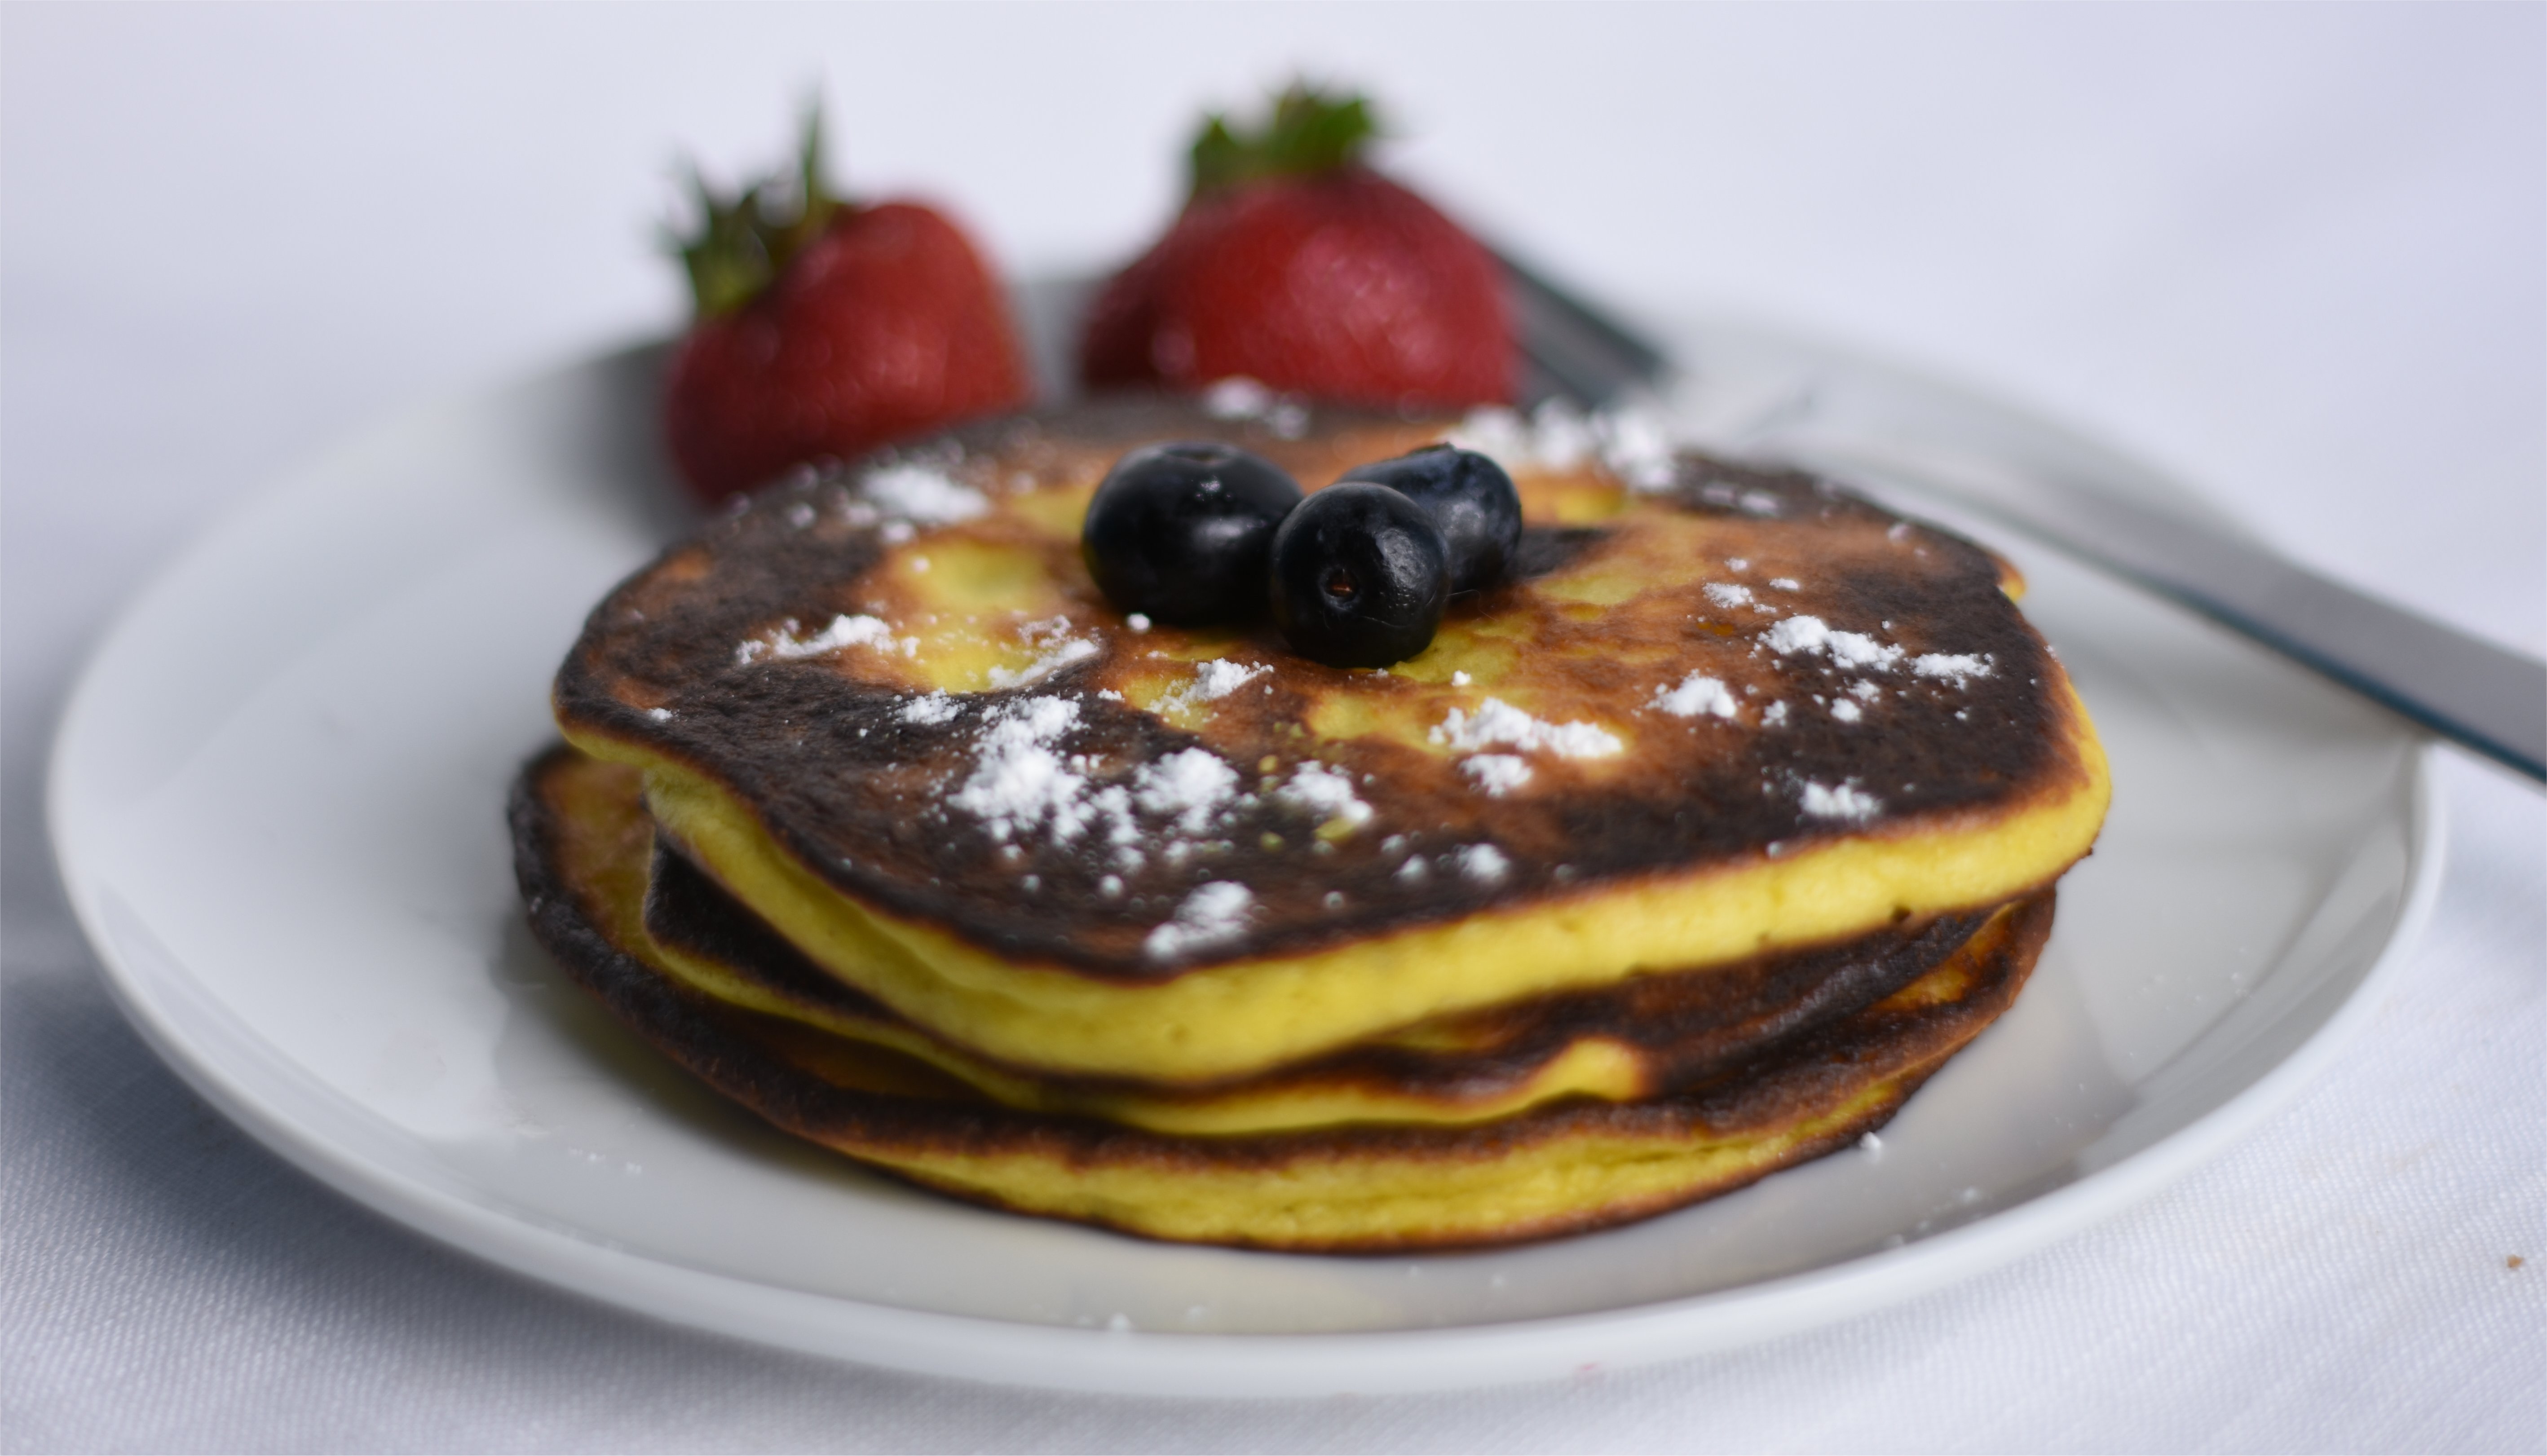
[1825,440,2547,785]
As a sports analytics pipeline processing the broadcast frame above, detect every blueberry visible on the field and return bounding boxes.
[1269,483,1451,667]
[1336,444,1520,593]
[1082,442,1305,624]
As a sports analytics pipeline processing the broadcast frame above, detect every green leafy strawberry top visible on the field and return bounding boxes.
[1188,83,1379,198]
[673,107,848,318]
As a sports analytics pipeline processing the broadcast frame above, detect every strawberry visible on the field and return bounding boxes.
[662,111,1028,503]
[1080,85,1513,409]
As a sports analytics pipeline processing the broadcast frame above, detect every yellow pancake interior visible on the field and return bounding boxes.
[560,752,2000,1135]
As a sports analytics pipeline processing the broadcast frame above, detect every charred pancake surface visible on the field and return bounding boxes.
[559,400,2096,974]
[552,398,2106,1081]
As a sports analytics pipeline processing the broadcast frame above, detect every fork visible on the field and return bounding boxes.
[1496,248,2547,785]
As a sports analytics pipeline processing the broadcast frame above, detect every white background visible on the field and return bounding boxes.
[4,4,2540,1450]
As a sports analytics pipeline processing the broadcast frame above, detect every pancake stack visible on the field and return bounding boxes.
[513,399,2109,1251]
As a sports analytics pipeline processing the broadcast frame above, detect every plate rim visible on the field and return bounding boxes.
[42,326,2447,1398]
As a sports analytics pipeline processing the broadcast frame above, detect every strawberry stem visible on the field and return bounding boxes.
[1188,82,1379,197]
[671,100,852,318]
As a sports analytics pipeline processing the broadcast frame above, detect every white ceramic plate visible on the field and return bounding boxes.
[48,317,2439,1397]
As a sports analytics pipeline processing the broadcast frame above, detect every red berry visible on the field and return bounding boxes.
[1081,87,1514,410]
[662,115,1028,504]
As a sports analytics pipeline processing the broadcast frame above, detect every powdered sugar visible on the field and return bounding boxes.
[1144,881,1255,962]
[1430,698,1618,798]
[1133,748,1239,835]
[1827,631,1904,670]
[1461,754,1534,796]
[1455,843,1511,883]
[986,640,1098,688]
[946,697,1086,842]
[1431,698,1622,759]
[1275,761,1373,830]
[1704,583,1755,609]
[1448,400,1678,490]
[1800,780,1883,822]
[861,461,988,525]
[1201,376,1275,418]
[1453,402,1593,472]
[1199,376,1309,439]
[899,691,961,725]
[1761,614,1904,671]
[1653,672,1740,720]
[1147,657,1272,720]
[986,616,1101,689]
[1193,658,1268,699]
[734,613,897,666]
[938,694,1258,864]
[1762,615,1831,656]
[1913,653,1995,686]
[1596,406,1678,490]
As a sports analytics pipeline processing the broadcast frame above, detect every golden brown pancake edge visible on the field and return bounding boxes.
[510,743,2054,1252]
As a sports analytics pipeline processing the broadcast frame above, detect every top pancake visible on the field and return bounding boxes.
[556,399,2106,1079]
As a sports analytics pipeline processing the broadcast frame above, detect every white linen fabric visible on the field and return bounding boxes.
[4,6,2539,1450]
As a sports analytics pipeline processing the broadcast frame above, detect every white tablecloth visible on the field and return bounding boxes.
[5,7,2539,1450]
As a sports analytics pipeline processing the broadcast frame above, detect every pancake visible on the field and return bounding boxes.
[616,759,1995,1134]
[513,742,2054,1251]
[553,398,2108,1082]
